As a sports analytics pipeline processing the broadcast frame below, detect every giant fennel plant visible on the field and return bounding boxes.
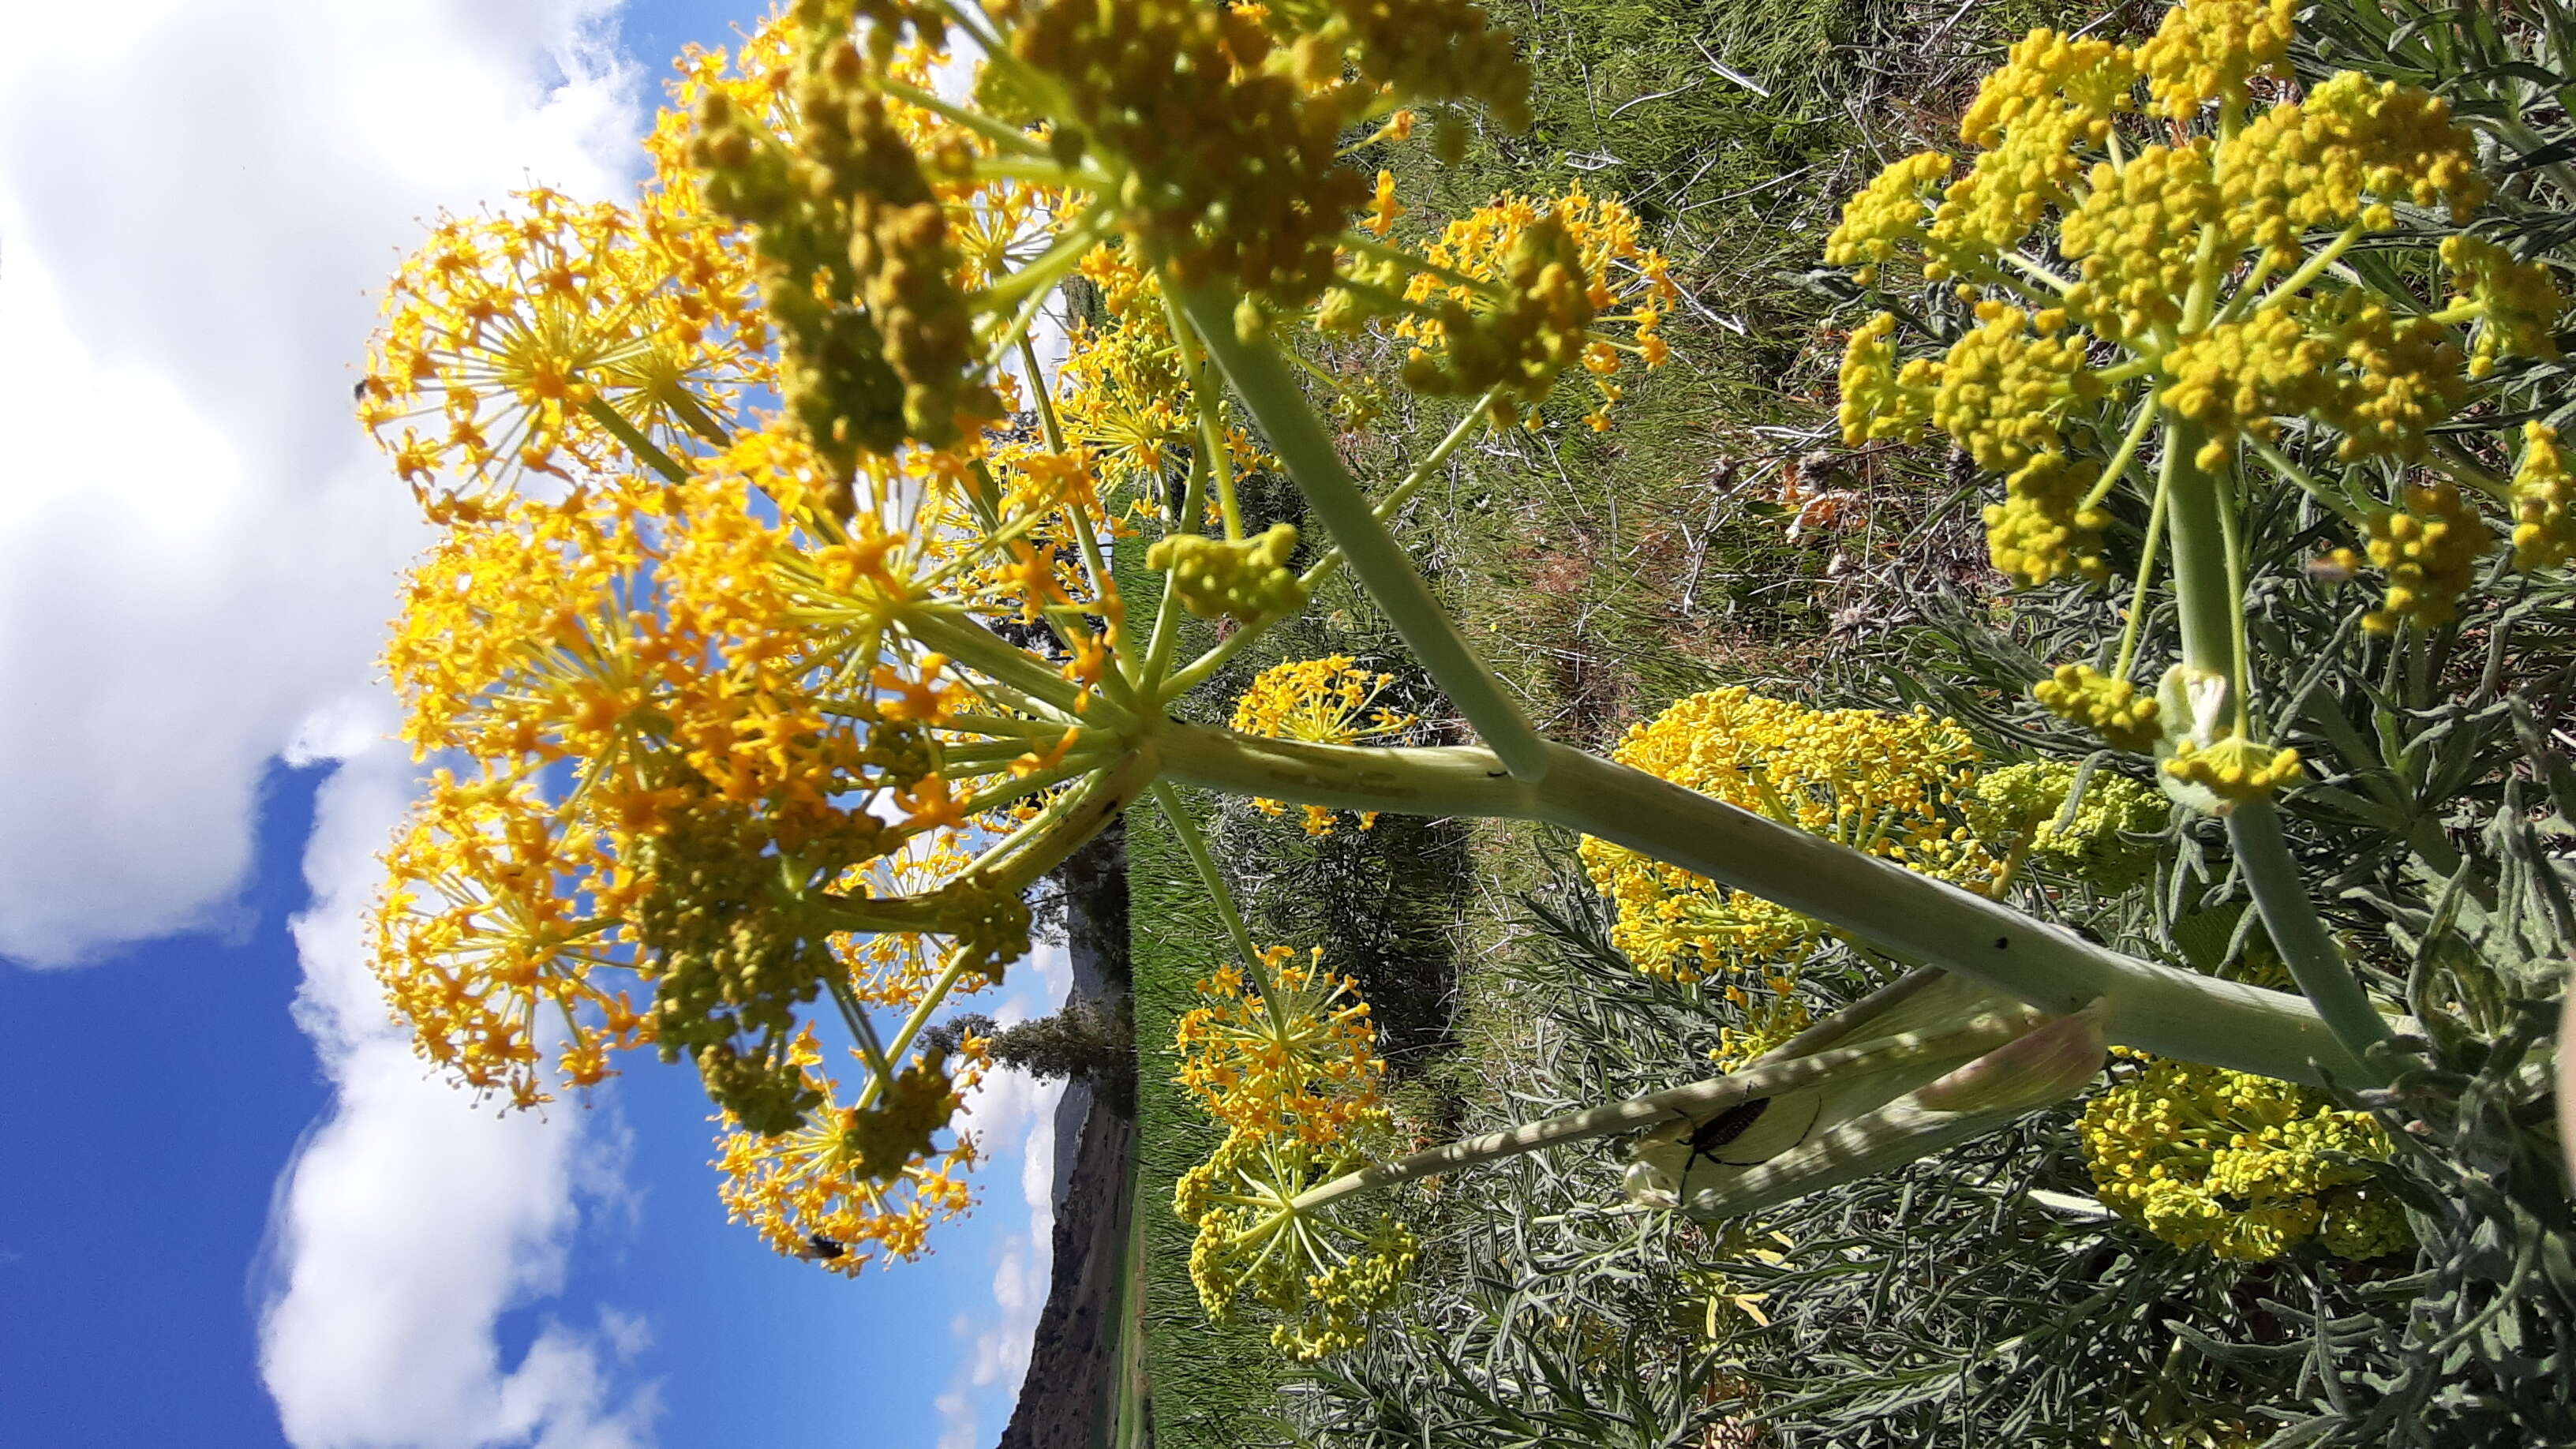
[353,0,2559,1365]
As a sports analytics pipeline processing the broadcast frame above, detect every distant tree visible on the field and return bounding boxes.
[930,998,1135,1115]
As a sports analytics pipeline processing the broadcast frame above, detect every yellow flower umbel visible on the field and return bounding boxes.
[2079,1052,2410,1262]
[1365,186,1679,429]
[1579,688,2001,987]
[1175,945,1391,1145]
[361,187,766,516]
[1824,0,2569,799]
[713,1028,982,1274]
[1969,758,2170,891]
[1230,657,1418,834]
[1174,1130,1418,1361]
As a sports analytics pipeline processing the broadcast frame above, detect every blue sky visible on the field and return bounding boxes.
[0,5,1061,1447]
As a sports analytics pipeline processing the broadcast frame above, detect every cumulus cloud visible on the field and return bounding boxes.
[0,0,631,964]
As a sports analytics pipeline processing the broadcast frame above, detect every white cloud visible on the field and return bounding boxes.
[0,0,632,964]
[0,0,675,1442]
[934,941,1073,1449]
[259,726,657,1449]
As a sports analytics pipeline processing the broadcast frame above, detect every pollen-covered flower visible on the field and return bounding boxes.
[713,1028,982,1275]
[1230,657,1417,834]
[2080,1052,2408,1262]
[1580,689,2001,985]
[2361,478,2493,633]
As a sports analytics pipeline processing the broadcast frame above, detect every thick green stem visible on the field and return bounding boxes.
[1287,1008,2039,1211]
[1174,285,1552,781]
[2226,798,2396,1075]
[2162,425,2241,687]
[1159,723,2374,1084]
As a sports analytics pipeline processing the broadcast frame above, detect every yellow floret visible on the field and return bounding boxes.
[2159,307,2334,466]
[1148,522,1308,623]
[1933,305,2102,474]
[1983,453,2112,586]
[2219,72,2486,267]
[1825,152,1952,286]
[1837,313,1938,444]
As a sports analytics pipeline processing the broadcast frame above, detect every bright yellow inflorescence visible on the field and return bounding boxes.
[1969,759,2169,890]
[1171,946,1409,1359]
[2512,421,2576,571]
[2033,665,2163,753]
[1230,657,1417,834]
[1380,187,1677,428]
[1579,688,2001,987]
[2080,1051,2410,1262]
[2162,735,2305,804]
[1176,945,1390,1145]
[355,0,1664,1282]
[713,1027,982,1275]
[359,187,767,519]
[1825,0,2568,672]
[2361,479,2493,634]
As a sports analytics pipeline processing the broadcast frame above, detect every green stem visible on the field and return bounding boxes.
[1150,779,1294,1034]
[1287,1005,2045,1211]
[1175,284,1552,781]
[2161,422,2241,694]
[2112,440,2174,680]
[1156,723,2374,1084]
[1160,387,1500,703]
[2226,798,2396,1073]
[582,398,689,484]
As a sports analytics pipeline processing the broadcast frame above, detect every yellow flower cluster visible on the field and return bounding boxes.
[2513,421,2576,571]
[1175,945,1390,1144]
[1824,152,1951,289]
[1175,1131,1418,1360]
[2162,735,2305,804]
[1230,657,1417,834]
[1171,948,1410,1358]
[2160,308,2331,466]
[1984,453,2112,586]
[1709,996,1812,1073]
[2079,1052,2409,1261]
[2362,479,2492,634]
[1259,0,1530,128]
[2031,665,2159,753]
[1836,313,1938,444]
[1822,0,2562,623]
[1392,188,1676,428]
[1579,688,2000,986]
[1148,522,1308,624]
[359,188,765,516]
[2137,0,2293,119]
[1005,0,1370,305]
[2443,236,2565,380]
[1971,760,2168,889]
[691,20,1001,475]
[713,1028,982,1275]
[2060,141,2218,346]
[2223,73,2485,267]
[371,773,648,1109]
